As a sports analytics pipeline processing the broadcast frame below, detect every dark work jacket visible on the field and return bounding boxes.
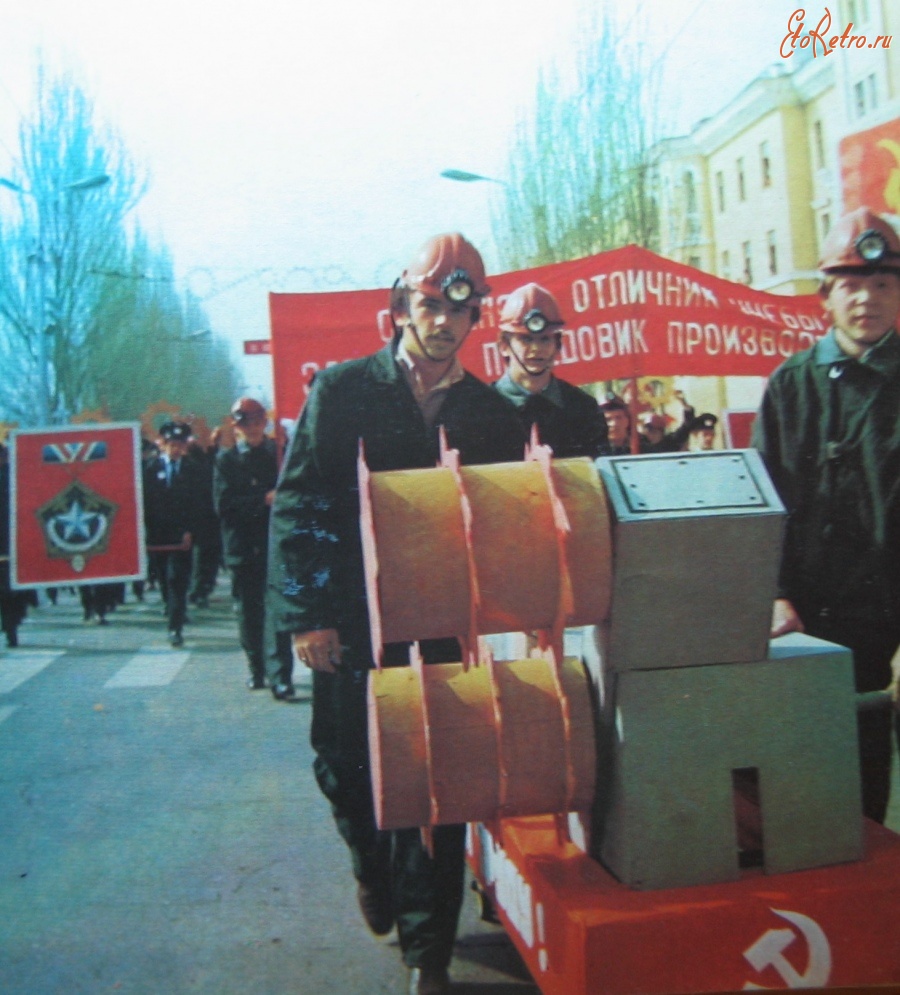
[752,328,900,630]
[268,343,526,656]
[214,438,279,568]
[142,455,204,547]
[492,373,610,458]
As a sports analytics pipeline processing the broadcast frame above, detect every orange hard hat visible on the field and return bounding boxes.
[499,283,564,334]
[401,233,489,303]
[818,207,900,273]
[231,396,267,423]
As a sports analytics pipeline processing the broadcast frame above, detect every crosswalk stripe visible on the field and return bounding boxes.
[104,648,190,688]
[0,651,66,694]
[0,705,17,725]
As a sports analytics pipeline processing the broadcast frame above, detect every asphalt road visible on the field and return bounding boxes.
[0,582,539,995]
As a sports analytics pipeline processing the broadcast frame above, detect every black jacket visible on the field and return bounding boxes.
[142,455,204,547]
[268,343,526,648]
[214,438,279,567]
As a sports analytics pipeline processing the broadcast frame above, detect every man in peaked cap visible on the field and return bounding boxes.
[752,206,900,823]
[143,421,205,647]
[492,282,609,458]
[267,234,524,995]
[686,412,719,452]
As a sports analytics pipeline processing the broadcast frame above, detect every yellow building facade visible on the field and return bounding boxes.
[646,0,899,440]
[655,0,899,297]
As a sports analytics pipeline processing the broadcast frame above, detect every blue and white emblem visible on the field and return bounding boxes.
[37,480,117,571]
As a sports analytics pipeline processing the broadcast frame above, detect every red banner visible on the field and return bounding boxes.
[269,244,827,420]
[11,423,147,588]
[839,116,900,214]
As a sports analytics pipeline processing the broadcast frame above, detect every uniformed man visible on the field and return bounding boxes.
[599,392,632,455]
[214,397,279,690]
[752,206,900,823]
[492,282,609,458]
[686,412,719,451]
[143,421,203,647]
[267,233,525,995]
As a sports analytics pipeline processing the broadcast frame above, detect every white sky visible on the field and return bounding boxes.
[0,0,800,399]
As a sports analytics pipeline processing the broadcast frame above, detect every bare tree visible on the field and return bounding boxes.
[492,7,662,269]
[0,62,241,427]
[0,64,143,424]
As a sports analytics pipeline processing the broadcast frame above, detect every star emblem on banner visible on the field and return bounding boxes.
[37,480,118,572]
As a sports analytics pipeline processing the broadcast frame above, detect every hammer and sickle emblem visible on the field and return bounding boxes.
[743,908,831,989]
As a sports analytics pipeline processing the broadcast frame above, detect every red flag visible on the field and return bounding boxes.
[269,244,827,421]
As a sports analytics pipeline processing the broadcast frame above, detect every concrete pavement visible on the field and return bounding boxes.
[2,582,898,995]
[0,582,538,995]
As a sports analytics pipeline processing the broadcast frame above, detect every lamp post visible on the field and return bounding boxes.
[439,169,507,186]
[440,169,508,272]
[0,173,110,425]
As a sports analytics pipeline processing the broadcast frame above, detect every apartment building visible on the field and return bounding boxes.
[654,0,899,297]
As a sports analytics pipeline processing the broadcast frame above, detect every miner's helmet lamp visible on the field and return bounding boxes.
[397,233,490,305]
[231,396,267,425]
[498,283,565,337]
[818,207,900,273]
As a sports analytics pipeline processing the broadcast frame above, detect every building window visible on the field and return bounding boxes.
[760,142,772,188]
[684,171,697,213]
[715,170,725,212]
[722,249,731,280]
[767,231,778,276]
[867,73,878,111]
[813,120,826,170]
[821,213,831,239]
[853,75,878,118]
[737,158,746,201]
[742,241,753,284]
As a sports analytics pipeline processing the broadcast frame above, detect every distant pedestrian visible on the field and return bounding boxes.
[213,397,280,690]
[0,443,33,648]
[686,412,719,451]
[186,436,221,609]
[143,422,204,647]
[599,393,632,455]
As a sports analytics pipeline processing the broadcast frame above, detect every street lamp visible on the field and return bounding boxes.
[0,173,110,425]
[440,169,507,186]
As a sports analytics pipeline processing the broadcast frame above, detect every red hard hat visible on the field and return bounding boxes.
[818,207,900,273]
[499,283,564,334]
[401,233,489,302]
[231,396,267,423]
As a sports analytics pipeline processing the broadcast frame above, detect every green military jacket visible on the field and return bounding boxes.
[752,328,900,628]
[267,343,526,656]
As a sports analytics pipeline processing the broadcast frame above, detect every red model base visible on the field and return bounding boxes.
[468,815,900,994]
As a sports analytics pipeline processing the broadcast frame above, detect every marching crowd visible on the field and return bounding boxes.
[2,208,900,994]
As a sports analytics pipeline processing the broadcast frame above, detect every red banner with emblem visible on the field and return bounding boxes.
[269,244,827,420]
[839,116,900,214]
[11,423,147,588]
